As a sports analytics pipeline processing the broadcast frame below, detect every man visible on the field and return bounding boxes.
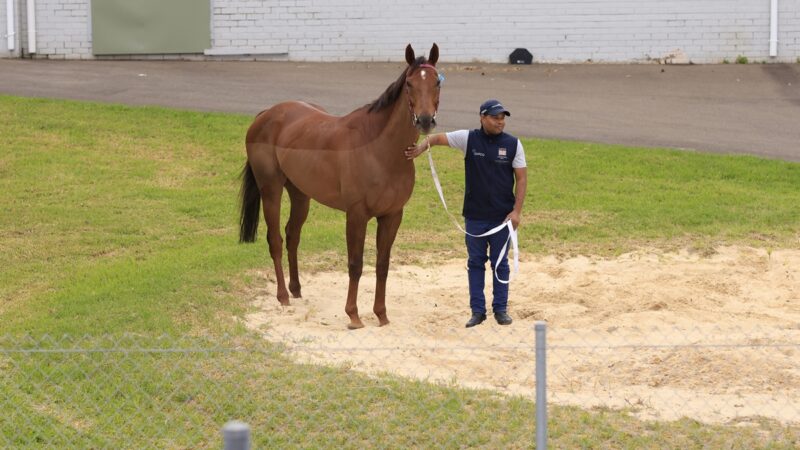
[405,99,527,327]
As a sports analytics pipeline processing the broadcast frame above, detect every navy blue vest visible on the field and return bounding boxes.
[463,129,518,220]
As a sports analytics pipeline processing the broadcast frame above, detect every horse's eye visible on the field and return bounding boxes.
[406,81,412,89]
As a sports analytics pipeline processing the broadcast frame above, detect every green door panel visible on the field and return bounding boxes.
[92,0,210,55]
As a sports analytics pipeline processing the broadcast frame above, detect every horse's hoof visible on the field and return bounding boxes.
[378,319,390,327]
[347,321,365,330]
[277,298,290,306]
[290,290,302,299]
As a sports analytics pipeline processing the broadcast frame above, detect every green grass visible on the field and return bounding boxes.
[2,335,797,449]
[1,95,798,448]
[421,137,800,258]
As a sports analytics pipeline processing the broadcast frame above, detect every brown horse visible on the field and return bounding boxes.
[239,43,440,329]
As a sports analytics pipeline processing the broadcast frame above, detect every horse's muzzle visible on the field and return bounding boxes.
[416,114,437,133]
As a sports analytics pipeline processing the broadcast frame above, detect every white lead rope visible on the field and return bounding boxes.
[425,143,519,284]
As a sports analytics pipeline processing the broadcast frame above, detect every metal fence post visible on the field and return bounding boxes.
[223,420,251,450]
[535,321,547,449]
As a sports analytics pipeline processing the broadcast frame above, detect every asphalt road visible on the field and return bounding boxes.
[1,59,798,161]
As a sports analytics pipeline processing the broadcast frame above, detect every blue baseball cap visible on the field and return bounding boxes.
[479,99,511,117]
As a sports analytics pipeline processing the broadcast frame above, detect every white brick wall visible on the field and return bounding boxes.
[0,0,13,57]
[33,0,92,59]
[210,0,800,63]
[2,0,799,62]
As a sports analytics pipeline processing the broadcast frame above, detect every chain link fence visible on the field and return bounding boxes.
[1,325,798,448]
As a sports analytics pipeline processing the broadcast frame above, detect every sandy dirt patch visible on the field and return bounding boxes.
[243,246,800,425]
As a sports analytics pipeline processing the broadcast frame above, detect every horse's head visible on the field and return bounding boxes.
[404,43,440,134]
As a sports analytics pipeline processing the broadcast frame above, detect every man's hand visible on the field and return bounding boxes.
[506,210,521,230]
[405,139,427,160]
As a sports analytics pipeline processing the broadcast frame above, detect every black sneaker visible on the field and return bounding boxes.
[494,311,513,325]
[465,313,486,328]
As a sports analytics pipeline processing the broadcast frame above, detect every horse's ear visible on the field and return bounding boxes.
[428,43,439,66]
[405,44,416,65]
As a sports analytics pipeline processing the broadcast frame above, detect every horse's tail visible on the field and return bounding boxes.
[239,161,261,243]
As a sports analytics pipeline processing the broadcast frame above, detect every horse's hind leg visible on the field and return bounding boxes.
[374,210,403,326]
[260,178,290,305]
[285,181,309,298]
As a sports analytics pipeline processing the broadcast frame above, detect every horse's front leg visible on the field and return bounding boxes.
[374,210,403,326]
[344,212,369,329]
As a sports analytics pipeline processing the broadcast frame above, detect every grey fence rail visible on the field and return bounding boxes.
[1,324,798,449]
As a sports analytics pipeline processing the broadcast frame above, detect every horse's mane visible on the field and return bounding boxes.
[367,56,427,113]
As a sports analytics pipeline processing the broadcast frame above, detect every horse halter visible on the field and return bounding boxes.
[406,63,441,127]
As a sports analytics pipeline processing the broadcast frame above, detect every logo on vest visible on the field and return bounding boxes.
[471,149,485,157]
[498,148,508,159]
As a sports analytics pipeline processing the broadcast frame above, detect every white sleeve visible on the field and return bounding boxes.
[512,140,527,168]
[445,130,469,156]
